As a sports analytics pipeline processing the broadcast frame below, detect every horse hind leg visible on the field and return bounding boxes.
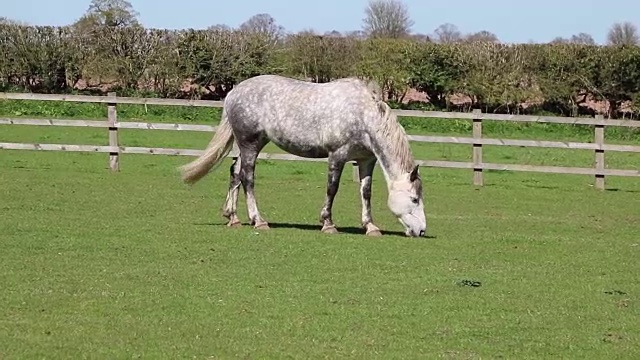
[238,136,270,230]
[222,155,242,227]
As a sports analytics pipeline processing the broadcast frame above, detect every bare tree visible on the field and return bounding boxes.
[208,24,231,31]
[551,33,595,45]
[410,33,431,42]
[464,30,499,43]
[345,30,368,40]
[362,0,414,38]
[239,13,285,42]
[434,23,461,43]
[550,36,568,44]
[607,22,639,45]
[570,32,595,45]
[0,16,28,25]
[324,30,343,38]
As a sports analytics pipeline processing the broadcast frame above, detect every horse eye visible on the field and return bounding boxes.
[411,197,419,204]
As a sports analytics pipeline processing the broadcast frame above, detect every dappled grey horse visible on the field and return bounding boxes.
[179,74,427,237]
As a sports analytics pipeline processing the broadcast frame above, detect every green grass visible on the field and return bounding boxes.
[1,149,639,359]
[1,100,640,358]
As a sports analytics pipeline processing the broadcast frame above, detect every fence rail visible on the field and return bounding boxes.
[1,92,639,189]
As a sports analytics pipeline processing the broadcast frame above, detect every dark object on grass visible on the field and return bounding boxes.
[457,279,482,287]
[604,290,627,295]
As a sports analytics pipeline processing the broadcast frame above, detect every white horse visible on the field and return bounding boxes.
[180,75,427,237]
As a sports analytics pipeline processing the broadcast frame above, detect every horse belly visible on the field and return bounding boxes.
[263,120,354,159]
[271,139,329,158]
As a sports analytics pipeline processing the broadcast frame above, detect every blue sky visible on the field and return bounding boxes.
[3,0,637,44]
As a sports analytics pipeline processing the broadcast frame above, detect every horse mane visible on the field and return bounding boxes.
[332,77,415,174]
[332,76,384,101]
[374,100,415,174]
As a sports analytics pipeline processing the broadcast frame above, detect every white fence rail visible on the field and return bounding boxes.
[2,92,639,189]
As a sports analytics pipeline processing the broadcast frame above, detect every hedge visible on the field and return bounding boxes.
[2,23,640,118]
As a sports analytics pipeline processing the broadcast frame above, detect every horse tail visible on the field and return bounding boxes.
[179,108,235,185]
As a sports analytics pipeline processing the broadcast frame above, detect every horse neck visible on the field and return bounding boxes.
[366,120,414,187]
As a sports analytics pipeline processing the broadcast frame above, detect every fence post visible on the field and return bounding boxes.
[107,92,119,172]
[594,115,605,190]
[472,109,483,186]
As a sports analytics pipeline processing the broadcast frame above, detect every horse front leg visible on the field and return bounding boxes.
[358,158,382,236]
[319,154,347,234]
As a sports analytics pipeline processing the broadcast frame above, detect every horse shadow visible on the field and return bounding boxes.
[605,188,640,193]
[194,221,435,239]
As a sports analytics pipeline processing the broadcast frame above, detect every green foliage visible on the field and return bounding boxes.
[464,44,534,112]
[2,22,640,119]
[589,45,640,117]
[525,44,586,115]
[0,25,75,92]
[407,43,468,108]
[284,32,359,83]
[355,38,415,100]
[83,0,140,27]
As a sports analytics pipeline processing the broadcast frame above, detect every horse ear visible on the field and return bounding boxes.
[410,165,420,182]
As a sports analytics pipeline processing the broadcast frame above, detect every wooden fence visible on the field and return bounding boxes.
[1,92,640,190]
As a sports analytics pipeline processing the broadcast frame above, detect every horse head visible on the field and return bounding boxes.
[387,165,427,237]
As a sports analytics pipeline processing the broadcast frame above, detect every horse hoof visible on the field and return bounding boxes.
[227,221,242,228]
[254,223,270,230]
[366,229,382,237]
[321,225,338,234]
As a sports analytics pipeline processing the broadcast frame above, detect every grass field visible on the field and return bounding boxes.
[1,99,640,358]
